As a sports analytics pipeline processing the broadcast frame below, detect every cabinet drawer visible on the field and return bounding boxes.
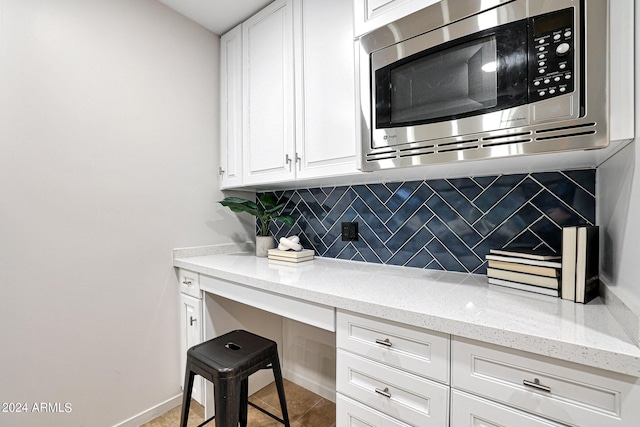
[178,269,201,298]
[451,390,566,427]
[337,349,449,426]
[337,309,449,383]
[452,337,640,427]
[337,394,411,427]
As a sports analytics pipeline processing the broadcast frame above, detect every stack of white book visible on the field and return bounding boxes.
[267,248,314,263]
[486,248,562,297]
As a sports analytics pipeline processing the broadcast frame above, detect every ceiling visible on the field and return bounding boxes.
[158,0,274,35]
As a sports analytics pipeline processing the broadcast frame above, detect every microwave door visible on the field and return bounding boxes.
[370,13,529,149]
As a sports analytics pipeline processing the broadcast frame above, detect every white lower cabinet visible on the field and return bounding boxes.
[337,311,640,427]
[178,270,204,405]
[336,309,450,426]
[337,350,449,426]
[451,390,566,427]
[452,336,640,427]
[337,394,411,427]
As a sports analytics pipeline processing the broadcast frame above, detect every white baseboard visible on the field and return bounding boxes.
[284,369,336,403]
[112,394,182,427]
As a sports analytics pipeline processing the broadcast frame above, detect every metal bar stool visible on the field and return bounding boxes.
[180,329,291,427]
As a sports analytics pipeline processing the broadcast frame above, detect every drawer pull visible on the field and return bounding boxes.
[523,378,551,393]
[375,338,392,347]
[374,387,392,398]
[182,279,193,286]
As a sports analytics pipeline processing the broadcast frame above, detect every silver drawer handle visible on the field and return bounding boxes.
[375,338,392,347]
[375,387,391,398]
[182,279,193,286]
[523,378,551,393]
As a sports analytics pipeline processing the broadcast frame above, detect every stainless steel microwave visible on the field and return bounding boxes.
[357,0,610,172]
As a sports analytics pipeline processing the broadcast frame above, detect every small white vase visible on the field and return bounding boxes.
[255,235,275,257]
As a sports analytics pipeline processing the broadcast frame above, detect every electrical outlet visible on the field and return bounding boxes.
[341,222,358,241]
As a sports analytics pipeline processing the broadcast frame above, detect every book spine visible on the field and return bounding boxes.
[488,278,559,297]
[575,226,599,303]
[485,254,561,268]
[486,268,558,288]
[487,260,559,277]
[561,226,577,301]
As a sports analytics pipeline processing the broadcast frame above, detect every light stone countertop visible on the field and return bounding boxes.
[174,251,640,377]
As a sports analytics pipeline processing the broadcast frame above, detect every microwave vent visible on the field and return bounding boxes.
[365,122,601,164]
[534,122,598,141]
[481,131,533,148]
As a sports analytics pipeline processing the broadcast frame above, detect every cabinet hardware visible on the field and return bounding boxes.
[374,387,392,398]
[285,154,292,171]
[219,167,224,176]
[182,279,193,286]
[190,316,197,326]
[523,378,551,393]
[295,152,301,171]
[375,338,392,347]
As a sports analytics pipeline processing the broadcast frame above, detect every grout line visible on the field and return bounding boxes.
[294,397,327,427]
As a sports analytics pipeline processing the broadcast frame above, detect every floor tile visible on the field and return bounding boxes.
[145,380,334,427]
[140,399,204,427]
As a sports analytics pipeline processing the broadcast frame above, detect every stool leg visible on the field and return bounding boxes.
[271,354,291,427]
[180,366,195,427]
[214,377,241,427]
[239,379,249,427]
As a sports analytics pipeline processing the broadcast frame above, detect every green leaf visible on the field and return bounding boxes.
[259,193,278,207]
[264,203,286,214]
[220,196,251,204]
[274,215,295,226]
[219,201,262,217]
[221,197,260,209]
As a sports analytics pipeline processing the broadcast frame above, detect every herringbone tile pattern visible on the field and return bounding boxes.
[263,170,595,274]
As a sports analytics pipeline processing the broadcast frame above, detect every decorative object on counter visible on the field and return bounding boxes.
[267,248,314,263]
[561,225,599,303]
[278,235,302,251]
[268,235,314,263]
[218,194,295,257]
[486,248,561,297]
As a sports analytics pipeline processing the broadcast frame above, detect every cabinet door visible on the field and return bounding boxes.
[451,390,566,427]
[242,0,295,185]
[180,293,204,405]
[293,0,360,180]
[337,350,449,426]
[452,337,640,427]
[337,394,411,427]
[220,25,243,189]
[353,0,439,37]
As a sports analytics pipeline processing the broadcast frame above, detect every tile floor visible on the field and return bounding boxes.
[141,379,335,427]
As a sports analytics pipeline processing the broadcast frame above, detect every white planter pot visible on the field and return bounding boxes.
[255,235,275,257]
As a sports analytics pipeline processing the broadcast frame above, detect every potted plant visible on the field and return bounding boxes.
[219,194,295,257]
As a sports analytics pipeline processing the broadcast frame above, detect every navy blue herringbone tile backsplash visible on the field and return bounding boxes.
[261,170,595,274]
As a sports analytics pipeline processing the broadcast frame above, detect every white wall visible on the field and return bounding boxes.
[597,6,640,312]
[0,1,254,426]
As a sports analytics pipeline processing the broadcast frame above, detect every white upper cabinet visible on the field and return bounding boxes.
[219,0,360,189]
[353,0,439,37]
[293,0,359,181]
[219,25,243,189]
[242,0,296,186]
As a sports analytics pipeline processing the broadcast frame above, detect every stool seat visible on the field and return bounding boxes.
[189,330,275,377]
[180,330,291,427]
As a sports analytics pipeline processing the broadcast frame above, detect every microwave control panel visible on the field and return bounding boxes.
[528,8,575,101]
